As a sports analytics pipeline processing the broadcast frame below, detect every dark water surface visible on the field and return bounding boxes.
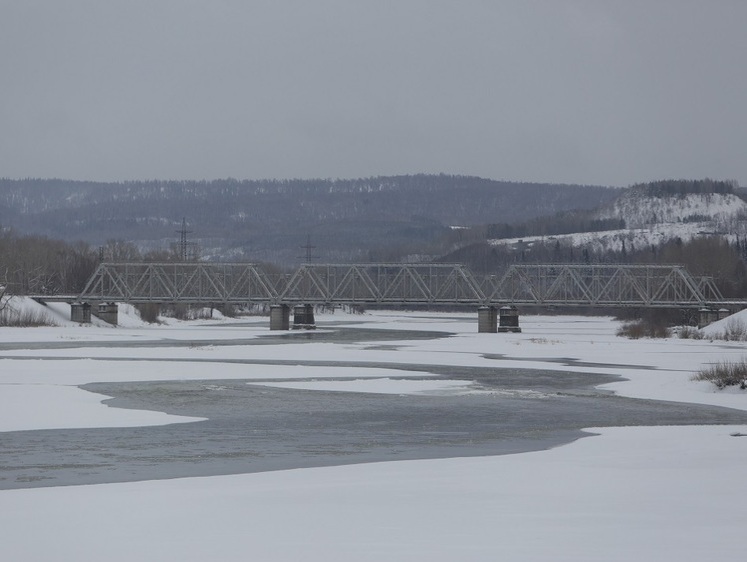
[3,324,747,490]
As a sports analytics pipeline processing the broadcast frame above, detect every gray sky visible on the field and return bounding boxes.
[1,1,746,187]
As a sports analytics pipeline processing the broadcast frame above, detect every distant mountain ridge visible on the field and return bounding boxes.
[0,175,618,265]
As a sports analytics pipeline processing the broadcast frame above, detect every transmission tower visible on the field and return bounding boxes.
[175,218,197,261]
[299,234,319,263]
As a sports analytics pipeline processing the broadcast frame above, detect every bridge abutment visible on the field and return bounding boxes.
[270,304,290,330]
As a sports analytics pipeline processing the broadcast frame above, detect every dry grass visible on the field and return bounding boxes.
[720,318,747,341]
[685,318,747,342]
[693,359,747,390]
[677,326,704,340]
[0,306,56,327]
[135,303,160,323]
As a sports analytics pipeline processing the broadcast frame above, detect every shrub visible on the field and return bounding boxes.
[677,326,703,340]
[135,303,160,323]
[169,304,190,320]
[161,305,217,321]
[722,318,747,341]
[648,322,671,339]
[186,307,214,320]
[617,321,646,339]
[617,319,671,339]
[693,359,747,390]
[234,304,270,317]
[219,303,236,318]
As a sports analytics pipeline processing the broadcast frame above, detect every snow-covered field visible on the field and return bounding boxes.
[1,303,746,561]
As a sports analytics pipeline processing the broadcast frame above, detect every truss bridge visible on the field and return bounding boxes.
[79,262,727,307]
[67,261,740,331]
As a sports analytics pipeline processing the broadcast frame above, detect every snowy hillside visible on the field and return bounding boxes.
[596,191,747,230]
[489,190,747,254]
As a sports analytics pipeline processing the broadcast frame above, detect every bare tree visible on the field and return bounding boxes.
[0,268,12,315]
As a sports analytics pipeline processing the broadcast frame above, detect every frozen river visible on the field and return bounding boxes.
[3,321,747,490]
[3,310,747,561]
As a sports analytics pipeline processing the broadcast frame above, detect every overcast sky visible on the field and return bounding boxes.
[1,1,745,187]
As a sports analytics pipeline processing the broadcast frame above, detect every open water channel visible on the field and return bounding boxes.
[3,323,747,490]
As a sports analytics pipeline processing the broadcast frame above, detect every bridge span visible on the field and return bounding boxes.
[48,261,740,332]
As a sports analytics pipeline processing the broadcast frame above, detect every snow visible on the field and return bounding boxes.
[0,384,204,432]
[1,305,746,560]
[1,425,745,561]
[489,223,711,253]
[598,192,747,229]
[700,305,747,338]
[0,359,440,432]
[488,192,747,253]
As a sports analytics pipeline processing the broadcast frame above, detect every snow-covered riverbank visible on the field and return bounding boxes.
[1,307,746,560]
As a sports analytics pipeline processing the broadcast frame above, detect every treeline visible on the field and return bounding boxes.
[630,179,737,197]
[484,212,625,240]
[0,230,98,294]
[0,232,203,295]
[442,236,747,298]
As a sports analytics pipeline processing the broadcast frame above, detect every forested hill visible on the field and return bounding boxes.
[0,175,617,264]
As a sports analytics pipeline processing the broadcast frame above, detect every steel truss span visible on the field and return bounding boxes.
[79,263,279,304]
[484,264,723,308]
[79,262,729,309]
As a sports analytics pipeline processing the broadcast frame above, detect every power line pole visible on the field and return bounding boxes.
[299,234,319,264]
[176,217,196,261]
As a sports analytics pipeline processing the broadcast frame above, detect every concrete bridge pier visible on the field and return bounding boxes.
[71,302,92,324]
[293,304,316,329]
[270,304,290,330]
[498,306,521,333]
[96,302,119,325]
[698,307,732,328]
[477,306,497,333]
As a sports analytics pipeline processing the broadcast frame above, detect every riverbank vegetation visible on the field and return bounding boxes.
[0,297,56,327]
[693,359,747,390]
